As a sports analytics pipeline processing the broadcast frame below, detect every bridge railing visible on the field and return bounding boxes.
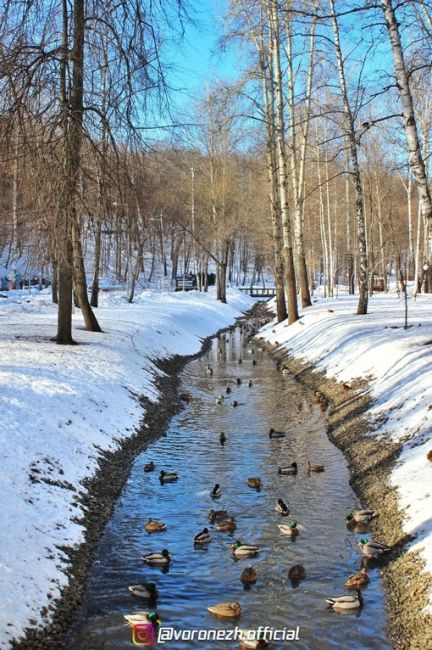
[238,286,276,298]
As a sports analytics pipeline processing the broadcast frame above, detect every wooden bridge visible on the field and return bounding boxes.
[238,286,277,298]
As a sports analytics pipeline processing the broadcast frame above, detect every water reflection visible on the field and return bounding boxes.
[63,325,390,650]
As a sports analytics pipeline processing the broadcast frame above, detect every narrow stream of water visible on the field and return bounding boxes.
[63,323,390,650]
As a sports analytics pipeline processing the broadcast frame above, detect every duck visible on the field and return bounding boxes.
[357,538,390,559]
[226,386,232,394]
[269,428,286,438]
[206,365,213,375]
[124,610,161,627]
[247,477,262,489]
[215,517,236,532]
[278,462,298,475]
[240,566,258,585]
[232,400,239,407]
[288,564,305,582]
[346,510,377,525]
[239,630,269,649]
[275,498,289,516]
[144,462,155,472]
[194,527,211,544]
[159,470,178,483]
[278,522,299,537]
[248,380,253,387]
[219,432,226,445]
[207,602,242,618]
[216,395,225,405]
[128,583,158,600]
[208,509,229,522]
[345,561,369,589]
[142,549,171,565]
[308,461,325,472]
[230,541,260,558]
[252,360,257,366]
[211,483,221,498]
[145,518,167,533]
[236,378,242,385]
[325,589,363,610]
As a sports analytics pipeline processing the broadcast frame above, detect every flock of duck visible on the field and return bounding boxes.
[123,323,391,649]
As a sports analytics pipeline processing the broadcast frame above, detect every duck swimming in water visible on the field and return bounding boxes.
[275,498,289,516]
[346,510,377,525]
[128,583,158,600]
[159,470,178,484]
[230,541,260,558]
[269,428,287,438]
[207,602,242,618]
[278,462,298,475]
[211,483,221,499]
[142,549,171,565]
[357,538,390,559]
[325,589,363,610]
[145,518,167,533]
[194,527,211,545]
[307,461,325,472]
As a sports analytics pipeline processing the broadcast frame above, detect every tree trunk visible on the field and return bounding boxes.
[286,10,315,309]
[56,240,74,344]
[260,49,287,322]
[90,219,101,307]
[330,0,368,315]
[269,1,298,324]
[382,0,432,273]
[51,258,58,304]
[72,220,102,331]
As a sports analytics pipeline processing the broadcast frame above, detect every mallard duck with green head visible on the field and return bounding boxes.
[230,540,259,558]
[124,610,161,627]
[278,521,299,537]
[357,538,390,559]
[325,589,363,610]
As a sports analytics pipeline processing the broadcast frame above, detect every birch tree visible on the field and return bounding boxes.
[329,0,368,314]
[381,0,432,284]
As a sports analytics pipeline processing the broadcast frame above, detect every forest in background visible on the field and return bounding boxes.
[1,0,432,341]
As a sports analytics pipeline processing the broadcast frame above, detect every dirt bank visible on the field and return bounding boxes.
[253,308,432,650]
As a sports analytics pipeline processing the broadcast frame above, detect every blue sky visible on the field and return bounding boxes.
[165,0,240,114]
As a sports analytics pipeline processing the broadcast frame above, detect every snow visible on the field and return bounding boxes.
[0,287,254,647]
[258,289,432,613]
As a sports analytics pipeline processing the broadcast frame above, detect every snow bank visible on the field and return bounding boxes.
[258,290,432,612]
[0,288,254,647]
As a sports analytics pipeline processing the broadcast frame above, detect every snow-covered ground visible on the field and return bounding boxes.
[0,287,254,647]
[258,289,432,613]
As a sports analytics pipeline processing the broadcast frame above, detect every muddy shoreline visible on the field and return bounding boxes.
[254,310,432,650]
[10,312,256,650]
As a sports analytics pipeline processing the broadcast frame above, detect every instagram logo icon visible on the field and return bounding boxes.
[132,623,155,646]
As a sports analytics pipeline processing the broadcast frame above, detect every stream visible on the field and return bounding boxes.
[63,321,390,650]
